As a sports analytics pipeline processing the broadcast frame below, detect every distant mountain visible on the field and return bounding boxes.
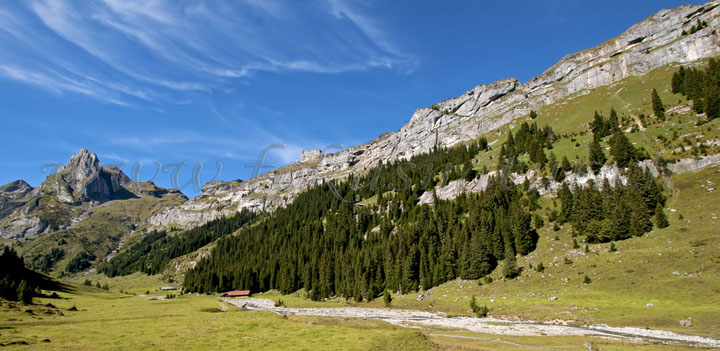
[0,149,186,274]
[146,0,720,231]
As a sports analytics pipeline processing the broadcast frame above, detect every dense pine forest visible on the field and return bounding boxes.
[100,61,713,301]
[183,143,539,299]
[0,247,62,303]
[100,210,257,277]
[182,112,669,299]
[671,58,720,120]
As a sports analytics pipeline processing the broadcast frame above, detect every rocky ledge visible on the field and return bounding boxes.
[146,1,720,230]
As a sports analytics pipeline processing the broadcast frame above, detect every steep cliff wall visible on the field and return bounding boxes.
[147,1,720,229]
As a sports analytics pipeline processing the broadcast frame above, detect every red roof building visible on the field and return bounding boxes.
[222,290,251,297]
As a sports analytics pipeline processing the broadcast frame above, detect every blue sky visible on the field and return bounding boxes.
[0,0,703,196]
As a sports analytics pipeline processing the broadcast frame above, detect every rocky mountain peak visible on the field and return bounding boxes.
[62,148,100,180]
[0,180,32,197]
[1,149,187,240]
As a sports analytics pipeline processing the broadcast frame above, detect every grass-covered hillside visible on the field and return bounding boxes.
[15,58,718,349]
[11,190,186,276]
[245,58,720,338]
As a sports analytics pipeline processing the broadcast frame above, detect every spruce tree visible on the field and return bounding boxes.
[705,86,720,121]
[608,108,619,131]
[383,290,392,307]
[502,246,519,279]
[610,128,635,168]
[588,136,606,173]
[561,156,571,172]
[17,280,32,304]
[651,88,665,120]
[655,205,669,228]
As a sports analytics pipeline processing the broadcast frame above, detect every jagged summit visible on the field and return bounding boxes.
[0,149,186,240]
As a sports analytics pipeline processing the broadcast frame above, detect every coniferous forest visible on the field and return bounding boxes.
[181,118,665,299]
[100,210,257,277]
[183,160,538,300]
[671,58,720,120]
[97,63,718,301]
[0,247,62,303]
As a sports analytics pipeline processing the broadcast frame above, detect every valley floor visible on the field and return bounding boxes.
[228,298,720,347]
[4,141,720,351]
[1,289,717,351]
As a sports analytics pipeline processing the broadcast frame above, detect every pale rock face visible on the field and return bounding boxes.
[416,156,712,205]
[146,1,720,230]
[0,180,33,219]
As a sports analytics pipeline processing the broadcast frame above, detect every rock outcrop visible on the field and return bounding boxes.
[147,1,720,230]
[0,149,186,240]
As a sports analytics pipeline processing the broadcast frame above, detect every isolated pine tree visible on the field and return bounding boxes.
[651,88,665,121]
[383,290,392,307]
[655,206,669,228]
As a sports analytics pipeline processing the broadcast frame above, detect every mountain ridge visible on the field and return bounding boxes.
[146,0,720,230]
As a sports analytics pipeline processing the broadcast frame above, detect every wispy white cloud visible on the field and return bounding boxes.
[0,0,414,104]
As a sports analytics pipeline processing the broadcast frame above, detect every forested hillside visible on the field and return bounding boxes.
[182,120,665,299]
[100,210,257,277]
[178,60,720,299]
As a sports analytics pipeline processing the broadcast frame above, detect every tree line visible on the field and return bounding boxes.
[0,247,62,303]
[183,140,541,299]
[671,58,720,120]
[100,210,257,277]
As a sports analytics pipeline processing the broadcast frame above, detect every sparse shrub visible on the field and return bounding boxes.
[583,275,592,284]
[564,257,573,265]
[274,299,285,307]
[536,262,545,272]
[469,296,490,317]
[573,239,580,249]
[534,214,544,229]
[83,279,92,286]
[584,244,590,253]
[609,242,617,252]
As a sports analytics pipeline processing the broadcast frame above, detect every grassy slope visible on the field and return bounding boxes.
[15,192,185,276]
[254,61,720,339]
[471,61,720,170]
[0,285,438,351]
[1,281,707,350]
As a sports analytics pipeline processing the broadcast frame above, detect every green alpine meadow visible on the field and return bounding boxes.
[1,1,720,350]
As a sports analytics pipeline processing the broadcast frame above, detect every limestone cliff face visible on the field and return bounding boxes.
[0,149,186,240]
[147,1,720,229]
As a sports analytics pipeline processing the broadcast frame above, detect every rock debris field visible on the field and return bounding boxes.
[224,298,720,348]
